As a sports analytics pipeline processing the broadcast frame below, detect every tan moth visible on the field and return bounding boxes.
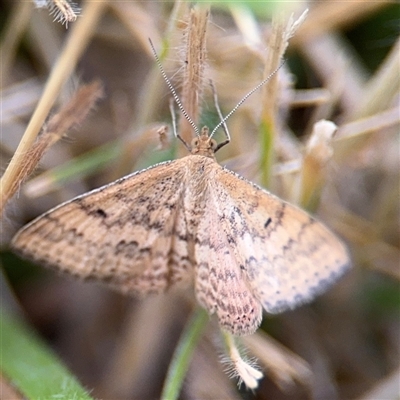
[11,43,350,336]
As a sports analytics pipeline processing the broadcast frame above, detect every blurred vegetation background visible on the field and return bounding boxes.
[0,0,399,399]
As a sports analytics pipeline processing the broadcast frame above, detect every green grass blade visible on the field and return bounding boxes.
[259,120,275,188]
[161,307,209,400]
[0,309,93,400]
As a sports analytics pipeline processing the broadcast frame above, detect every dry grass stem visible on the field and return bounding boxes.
[0,0,106,214]
[337,107,399,140]
[45,81,103,135]
[259,12,306,188]
[298,120,337,210]
[0,82,102,213]
[260,17,285,125]
[290,89,331,108]
[177,6,210,153]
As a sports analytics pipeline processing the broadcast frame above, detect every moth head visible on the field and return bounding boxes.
[190,127,218,158]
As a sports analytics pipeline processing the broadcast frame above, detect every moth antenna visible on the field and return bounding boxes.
[210,59,286,138]
[209,79,230,152]
[149,39,200,139]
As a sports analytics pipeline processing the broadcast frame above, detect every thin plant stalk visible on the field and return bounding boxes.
[161,307,209,400]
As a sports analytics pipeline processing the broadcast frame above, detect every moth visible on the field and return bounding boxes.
[11,44,350,336]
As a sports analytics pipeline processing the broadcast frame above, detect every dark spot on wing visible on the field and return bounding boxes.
[95,208,107,218]
[264,217,272,229]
